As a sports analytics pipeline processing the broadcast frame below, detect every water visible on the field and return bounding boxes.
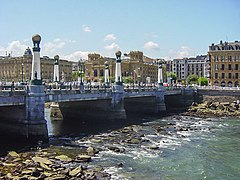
[45,110,240,179]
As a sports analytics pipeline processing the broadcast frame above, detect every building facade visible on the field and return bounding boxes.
[83,51,166,84]
[171,55,208,84]
[0,47,73,83]
[208,40,240,87]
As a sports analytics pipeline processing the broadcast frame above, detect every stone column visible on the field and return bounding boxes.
[104,61,110,87]
[53,55,60,82]
[115,51,122,85]
[31,34,42,85]
[155,60,166,112]
[157,60,163,87]
[111,51,126,120]
[25,34,48,142]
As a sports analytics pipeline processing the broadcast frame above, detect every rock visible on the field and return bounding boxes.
[75,155,91,162]
[45,174,66,180]
[107,146,125,153]
[39,162,51,170]
[21,170,32,175]
[129,138,141,144]
[91,139,102,143]
[55,155,72,162]
[86,146,95,156]
[149,145,159,150]
[32,156,52,165]
[8,151,20,158]
[69,166,82,177]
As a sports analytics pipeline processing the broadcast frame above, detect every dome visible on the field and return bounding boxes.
[24,47,32,56]
[32,34,41,43]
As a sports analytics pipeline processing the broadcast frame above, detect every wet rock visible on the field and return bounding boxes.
[86,146,95,156]
[107,146,125,153]
[75,155,91,162]
[32,156,52,165]
[8,151,20,158]
[69,166,82,177]
[55,155,72,162]
[129,138,141,144]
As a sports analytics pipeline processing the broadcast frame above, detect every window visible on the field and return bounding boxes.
[222,73,225,78]
[215,73,218,79]
[214,64,218,70]
[228,64,232,70]
[214,56,218,62]
[228,73,232,79]
[221,56,224,61]
[221,64,225,70]
[228,56,232,62]
[94,69,98,77]
[235,73,239,79]
[235,64,239,70]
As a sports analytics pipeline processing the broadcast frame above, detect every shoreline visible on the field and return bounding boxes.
[0,113,219,179]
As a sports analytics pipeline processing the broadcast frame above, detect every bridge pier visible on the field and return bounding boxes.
[155,87,166,113]
[111,85,126,120]
[25,85,48,141]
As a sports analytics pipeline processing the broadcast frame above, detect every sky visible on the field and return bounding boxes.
[0,0,240,61]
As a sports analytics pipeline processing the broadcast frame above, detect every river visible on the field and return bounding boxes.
[45,109,240,179]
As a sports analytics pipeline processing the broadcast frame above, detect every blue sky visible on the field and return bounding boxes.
[0,0,239,61]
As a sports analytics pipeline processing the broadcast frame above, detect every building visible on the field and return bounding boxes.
[0,47,73,83]
[171,55,208,84]
[208,40,240,87]
[83,51,166,84]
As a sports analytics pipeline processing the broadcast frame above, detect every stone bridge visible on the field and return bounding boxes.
[0,84,184,142]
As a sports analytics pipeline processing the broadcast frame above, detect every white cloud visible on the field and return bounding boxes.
[0,41,28,56]
[168,46,195,59]
[144,41,159,50]
[104,34,116,41]
[43,41,66,54]
[104,43,119,51]
[82,25,91,32]
[61,51,89,62]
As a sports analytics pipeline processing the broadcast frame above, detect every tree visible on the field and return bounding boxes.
[198,77,208,86]
[122,76,133,83]
[72,71,80,81]
[186,74,198,85]
[167,72,177,83]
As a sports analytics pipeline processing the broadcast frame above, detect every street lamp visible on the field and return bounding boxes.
[78,59,84,85]
[21,63,24,83]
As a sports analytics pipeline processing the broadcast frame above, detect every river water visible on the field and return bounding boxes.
[45,109,240,179]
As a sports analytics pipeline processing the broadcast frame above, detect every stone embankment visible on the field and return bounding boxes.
[0,147,110,179]
[183,96,240,118]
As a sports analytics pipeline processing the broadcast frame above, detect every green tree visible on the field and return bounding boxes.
[198,77,208,86]
[72,71,80,81]
[122,76,133,83]
[109,76,115,83]
[186,74,198,85]
[167,72,177,82]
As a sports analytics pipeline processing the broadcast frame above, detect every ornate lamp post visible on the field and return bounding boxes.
[78,59,84,92]
[104,61,110,87]
[115,51,122,85]
[158,60,163,87]
[21,63,24,83]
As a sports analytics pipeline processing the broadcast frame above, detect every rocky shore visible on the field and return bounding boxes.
[182,96,240,118]
[0,147,110,179]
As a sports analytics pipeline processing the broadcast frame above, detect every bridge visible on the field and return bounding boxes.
[0,34,195,142]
